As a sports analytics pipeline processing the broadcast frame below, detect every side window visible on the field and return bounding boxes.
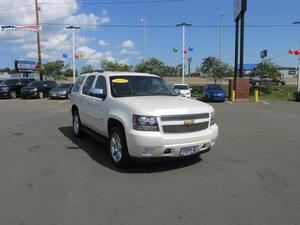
[72,76,84,93]
[94,76,107,96]
[82,75,95,95]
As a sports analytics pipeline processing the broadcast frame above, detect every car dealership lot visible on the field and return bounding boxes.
[0,99,299,225]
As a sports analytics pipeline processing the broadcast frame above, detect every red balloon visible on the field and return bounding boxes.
[75,54,80,58]
[184,49,187,54]
[295,50,300,55]
[288,49,294,55]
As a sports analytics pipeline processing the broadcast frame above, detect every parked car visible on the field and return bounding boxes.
[49,83,73,99]
[172,83,192,98]
[0,78,34,99]
[250,76,286,86]
[21,80,57,99]
[203,84,226,102]
[71,72,218,167]
[294,91,300,102]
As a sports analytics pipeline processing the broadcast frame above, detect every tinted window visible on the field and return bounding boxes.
[28,81,42,87]
[57,83,72,88]
[94,76,107,95]
[82,75,95,95]
[207,84,223,90]
[173,85,188,90]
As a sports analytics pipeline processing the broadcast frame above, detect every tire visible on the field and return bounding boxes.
[67,93,71,99]
[72,110,85,138]
[38,91,43,99]
[9,91,17,99]
[109,127,131,168]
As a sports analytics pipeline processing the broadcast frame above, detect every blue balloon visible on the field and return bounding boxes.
[188,46,193,52]
[63,53,68,58]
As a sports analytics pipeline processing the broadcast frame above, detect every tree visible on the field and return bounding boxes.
[42,60,65,80]
[135,58,174,77]
[81,64,94,74]
[252,59,281,79]
[200,56,231,83]
[101,60,132,71]
[63,68,73,77]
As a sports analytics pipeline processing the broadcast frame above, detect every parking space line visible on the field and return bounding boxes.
[260,100,270,105]
[226,101,233,105]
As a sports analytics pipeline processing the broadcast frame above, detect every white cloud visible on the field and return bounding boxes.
[64,13,99,26]
[118,58,130,65]
[121,40,134,49]
[99,9,111,24]
[120,49,139,56]
[98,40,110,47]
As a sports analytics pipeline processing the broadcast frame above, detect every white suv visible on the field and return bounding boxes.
[71,71,218,167]
[172,83,192,98]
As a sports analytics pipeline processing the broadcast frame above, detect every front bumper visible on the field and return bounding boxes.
[49,92,68,99]
[21,91,38,98]
[0,91,9,98]
[204,95,225,102]
[126,124,218,158]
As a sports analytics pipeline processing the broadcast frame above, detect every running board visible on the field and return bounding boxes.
[82,126,108,144]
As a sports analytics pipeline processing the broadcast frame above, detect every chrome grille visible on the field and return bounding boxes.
[160,113,209,122]
[163,122,209,133]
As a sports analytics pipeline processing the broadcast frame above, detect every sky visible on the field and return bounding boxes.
[1,0,300,71]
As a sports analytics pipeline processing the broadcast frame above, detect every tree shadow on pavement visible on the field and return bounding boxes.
[58,126,202,174]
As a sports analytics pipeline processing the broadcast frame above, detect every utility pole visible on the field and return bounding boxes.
[188,57,192,77]
[35,0,42,81]
[219,12,224,62]
[140,18,146,63]
[176,22,191,84]
[66,26,81,83]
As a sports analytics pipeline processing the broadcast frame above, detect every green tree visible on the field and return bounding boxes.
[200,56,231,83]
[63,68,73,77]
[81,64,94,74]
[252,59,281,79]
[135,58,174,77]
[101,60,132,71]
[42,60,65,80]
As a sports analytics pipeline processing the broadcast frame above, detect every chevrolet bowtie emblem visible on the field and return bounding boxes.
[184,119,194,126]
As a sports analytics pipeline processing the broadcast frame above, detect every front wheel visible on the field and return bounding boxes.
[109,127,131,168]
[9,91,17,99]
[38,91,43,99]
[72,110,85,138]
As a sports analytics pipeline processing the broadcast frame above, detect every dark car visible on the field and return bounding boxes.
[203,84,226,102]
[21,80,57,99]
[294,91,300,102]
[250,76,286,86]
[0,78,34,99]
[49,83,73,99]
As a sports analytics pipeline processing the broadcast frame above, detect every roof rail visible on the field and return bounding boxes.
[92,69,104,73]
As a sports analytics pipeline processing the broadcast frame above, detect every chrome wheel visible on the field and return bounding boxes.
[38,91,43,99]
[73,114,80,135]
[110,133,122,163]
[10,91,17,99]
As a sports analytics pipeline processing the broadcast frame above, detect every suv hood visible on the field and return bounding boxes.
[114,96,213,115]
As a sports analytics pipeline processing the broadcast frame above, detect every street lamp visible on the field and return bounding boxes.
[176,22,192,84]
[66,26,81,83]
[140,18,146,62]
[219,12,225,62]
[292,21,300,92]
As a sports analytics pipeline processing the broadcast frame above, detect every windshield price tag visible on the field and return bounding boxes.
[112,78,128,83]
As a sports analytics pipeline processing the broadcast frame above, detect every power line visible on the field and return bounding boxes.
[0,3,34,12]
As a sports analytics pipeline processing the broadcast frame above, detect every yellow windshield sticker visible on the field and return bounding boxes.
[112,78,128,83]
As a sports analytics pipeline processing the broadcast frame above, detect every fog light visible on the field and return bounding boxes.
[142,148,155,155]
[163,148,171,154]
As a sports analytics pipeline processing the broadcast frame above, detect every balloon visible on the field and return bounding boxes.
[80,53,84,58]
[62,53,68,58]
[288,49,294,55]
[75,54,80,58]
[184,48,187,54]
[173,47,178,53]
[188,46,193,51]
[295,50,300,55]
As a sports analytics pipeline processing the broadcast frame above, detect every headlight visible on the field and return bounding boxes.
[210,112,215,126]
[31,88,37,92]
[133,115,159,131]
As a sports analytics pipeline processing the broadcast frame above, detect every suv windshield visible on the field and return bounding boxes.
[57,83,72,88]
[28,81,42,87]
[207,84,223,90]
[110,76,176,97]
[173,85,188,90]
[2,79,18,85]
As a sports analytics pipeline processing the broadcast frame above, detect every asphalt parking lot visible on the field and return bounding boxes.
[0,99,299,225]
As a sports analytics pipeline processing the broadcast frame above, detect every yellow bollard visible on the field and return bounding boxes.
[254,89,259,103]
[231,90,236,102]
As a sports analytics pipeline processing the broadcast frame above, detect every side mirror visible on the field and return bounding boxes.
[89,88,106,99]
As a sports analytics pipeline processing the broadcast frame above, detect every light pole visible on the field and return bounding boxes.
[219,12,224,62]
[66,26,81,83]
[140,18,146,62]
[292,21,300,92]
[176,22,191,83]
[35,0,42,80]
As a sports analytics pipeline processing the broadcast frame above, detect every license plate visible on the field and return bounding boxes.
[180,146,196,156]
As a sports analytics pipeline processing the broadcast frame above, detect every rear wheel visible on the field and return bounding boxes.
[109,127,131,168]
[9,91,17,99]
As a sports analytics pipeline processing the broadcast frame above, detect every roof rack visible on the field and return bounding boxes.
[92,69,104,73]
